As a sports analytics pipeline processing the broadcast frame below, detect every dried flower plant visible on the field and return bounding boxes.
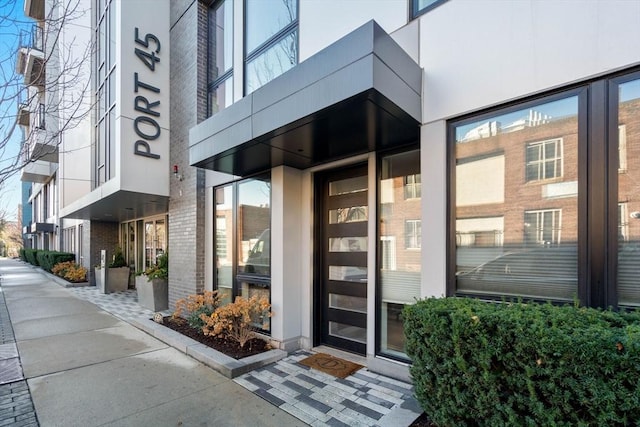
[201,295,272,348]
[172,290,223,329]
[51,261,87,283]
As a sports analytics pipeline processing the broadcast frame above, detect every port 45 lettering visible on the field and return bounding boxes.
[133,28,163,159]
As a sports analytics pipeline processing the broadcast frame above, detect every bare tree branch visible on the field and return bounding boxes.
[0,0,93,190]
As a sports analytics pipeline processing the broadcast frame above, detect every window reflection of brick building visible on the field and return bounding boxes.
[380,176,422,273]
[456,113,579,249]
[618,98,640,243]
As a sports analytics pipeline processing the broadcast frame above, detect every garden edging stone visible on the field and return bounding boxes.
[131,317,286,378]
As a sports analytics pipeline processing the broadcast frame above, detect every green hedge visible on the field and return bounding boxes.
[18,249,26,262]
[24,249,39,266]
[23,249,75,272]
[403,298,640,426]
[40,251,75,272]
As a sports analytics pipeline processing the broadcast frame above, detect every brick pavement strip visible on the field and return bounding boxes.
[0,281,39,427]
[0,381,38,427]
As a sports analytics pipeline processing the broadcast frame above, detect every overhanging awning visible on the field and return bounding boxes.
[189,20,421,177]
[59,189,168,223]
[30,222,54,233]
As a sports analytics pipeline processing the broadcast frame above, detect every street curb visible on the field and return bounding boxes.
[131,317,287,379]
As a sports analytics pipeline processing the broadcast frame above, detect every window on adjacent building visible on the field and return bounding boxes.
[379,149,421,360]
[524,209,562,246]
[404,174,421,199]
[525,138,563,182]
[405,220,421,249]
[208,0,233,116]
[450,69,640,308]
[244,0,298,94]
[214,175,271,331]
[411,0,447,19]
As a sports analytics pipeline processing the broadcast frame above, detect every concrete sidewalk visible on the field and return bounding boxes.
[0,258,305,427]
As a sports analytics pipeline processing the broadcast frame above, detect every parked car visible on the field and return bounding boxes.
[456,246,578,300]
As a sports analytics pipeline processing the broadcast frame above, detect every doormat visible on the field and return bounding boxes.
[298,353,364,379]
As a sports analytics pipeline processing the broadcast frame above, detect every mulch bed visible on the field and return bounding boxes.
[160,316,270,359]
[409,412,436,426]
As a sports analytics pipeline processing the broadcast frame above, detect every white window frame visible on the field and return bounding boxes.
[526,138,563,182]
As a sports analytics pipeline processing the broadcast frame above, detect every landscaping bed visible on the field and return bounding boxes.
[161,316,269,360]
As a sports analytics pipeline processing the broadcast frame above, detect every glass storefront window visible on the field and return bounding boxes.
[121,216,166,274]
[214,175,271,331]
[215,185,234,305]
[379,149,421,359]
[453,95,579,301]
[617,78,640,306]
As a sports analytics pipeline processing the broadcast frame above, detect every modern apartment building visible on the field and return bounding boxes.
[17,0,640,381]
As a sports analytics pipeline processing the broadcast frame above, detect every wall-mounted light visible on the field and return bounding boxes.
[173,164,183,181]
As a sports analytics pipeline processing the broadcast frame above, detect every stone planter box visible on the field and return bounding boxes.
[95,267,130,294]
[135,276,168,311]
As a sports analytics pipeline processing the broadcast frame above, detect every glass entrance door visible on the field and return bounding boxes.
[316,164,368,355]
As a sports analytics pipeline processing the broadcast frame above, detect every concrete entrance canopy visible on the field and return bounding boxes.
[189,20,421,177]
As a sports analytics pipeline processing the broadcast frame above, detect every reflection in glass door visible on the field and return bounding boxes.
[316,165,368,355]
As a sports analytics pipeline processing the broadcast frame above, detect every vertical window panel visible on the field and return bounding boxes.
[453,95,579,301]
[616,78,640,306]
[379,149,421,359]
[214,176,271,332]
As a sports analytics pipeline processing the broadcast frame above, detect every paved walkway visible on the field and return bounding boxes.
[0,258,421,426]
[0,258,303,426]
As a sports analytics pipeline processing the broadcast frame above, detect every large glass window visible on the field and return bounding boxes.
[450,68,640,308]
[208,0,233,117]
[244,0,298,94]
[214,175,271,331]
[616,77,640,306]
[379,149,421,359]
[453,95,579,301]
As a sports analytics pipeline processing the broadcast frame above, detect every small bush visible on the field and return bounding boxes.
[404,298,640,426]
[109,247,127,268]
[140,252,168,280]
[24,249,39,266]
[201,295,272,348]
[18,249,26,261]
[172,290,223,329]
[52,261,87,283]
[37,251,75,272]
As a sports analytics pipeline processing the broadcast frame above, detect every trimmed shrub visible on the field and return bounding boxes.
[404,298,640,426]
[18,249,26,261]
[35,251,75,272]
[24,249,39,266]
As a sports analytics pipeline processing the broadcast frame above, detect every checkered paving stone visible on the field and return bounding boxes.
[66,287,171,321]
[235,351,420,427]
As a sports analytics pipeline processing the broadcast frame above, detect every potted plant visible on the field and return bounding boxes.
[135,252,168,311]
[95,247,130,293]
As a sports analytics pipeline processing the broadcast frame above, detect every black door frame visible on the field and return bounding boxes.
[313,163,368,355]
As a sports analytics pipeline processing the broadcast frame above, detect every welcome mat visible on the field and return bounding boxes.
[298,353,364,379]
